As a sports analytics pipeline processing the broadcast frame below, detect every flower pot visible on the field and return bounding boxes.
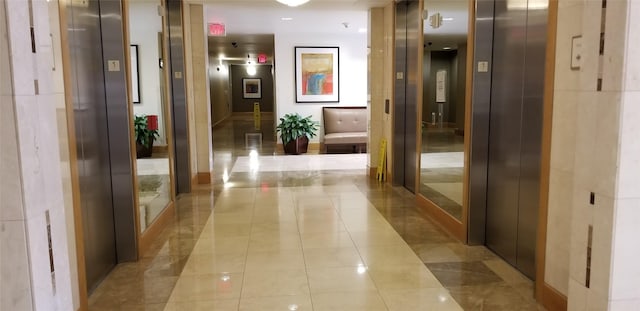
[283,136,309,155]
[136,138,154,158]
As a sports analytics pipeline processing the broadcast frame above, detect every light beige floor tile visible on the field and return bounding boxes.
[303,247,364,268]
[327,191,367,201]
[245,249,305,271]
[168,273,243,302]
[191,237,250,255]
[307,267,377,293]
[349,229,406,248]
[340,210,394,232]
[300,231,356,249]
[252,207,297,223]
[254,191,294,202]
[250,222,300,236]
[254,200,295,210]
[212,203,255,215]
[163,299,240,311]
[241,269,310,298]
[332,198,375,213]
[200,223,252,238]
[295,198,334,210]
[297,218,347,234]
[217,188,256,202]
[210,213,254,225]
[247,235,302,252]
[239,295,312,311]
[359,245,425,268]
[380,288,462,311]
[296,208,339,222]
[181,251,247,275]
[321,185,361,193]
[368,264,442,290]
[311,291,388,311]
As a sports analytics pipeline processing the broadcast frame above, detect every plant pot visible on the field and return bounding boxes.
[283,136,309,155]
[136,138,154,158]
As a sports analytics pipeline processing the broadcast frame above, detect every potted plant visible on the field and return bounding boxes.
[276,113,319,155]
[134,114,159,158]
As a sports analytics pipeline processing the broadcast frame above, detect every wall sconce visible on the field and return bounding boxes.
[429,13,443,29]
[246,64,257,76]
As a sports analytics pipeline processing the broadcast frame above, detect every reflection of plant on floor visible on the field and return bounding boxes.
[134,115,159,158]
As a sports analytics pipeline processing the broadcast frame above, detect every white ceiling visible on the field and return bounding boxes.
[204,0,470,58]
[204,0,381,63]
[204,1,377,35]
[423,0,470,48]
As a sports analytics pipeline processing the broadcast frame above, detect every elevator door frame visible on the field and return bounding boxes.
[414,0,476,243]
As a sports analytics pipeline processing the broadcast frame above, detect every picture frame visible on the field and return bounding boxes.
[295,46,340,103]
[243,78,262,99]
[130,44,141,103]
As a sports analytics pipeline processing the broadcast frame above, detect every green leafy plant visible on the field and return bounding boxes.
[276,113,319,145]
[134,115,159,148]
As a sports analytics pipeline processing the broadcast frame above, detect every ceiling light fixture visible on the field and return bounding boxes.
[429,13,443,29]
[246,64,257,76]
[275,0,310,7]
[443,47,452,50]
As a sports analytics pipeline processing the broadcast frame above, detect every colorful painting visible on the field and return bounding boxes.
[295,47,339,103]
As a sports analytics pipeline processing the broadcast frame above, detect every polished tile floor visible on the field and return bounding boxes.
[88,118,545,310]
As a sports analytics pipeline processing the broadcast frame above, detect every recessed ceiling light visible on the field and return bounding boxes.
[443,47,452,50]
[358,28,367,33]
[281,17,293,21]
[276,0,309,7]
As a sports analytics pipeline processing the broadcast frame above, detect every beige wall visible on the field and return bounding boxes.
[183,2,213,179]
[368,3,395,179]
[547,0,640,308]
[209,59,232,126]
[1,0,76,309]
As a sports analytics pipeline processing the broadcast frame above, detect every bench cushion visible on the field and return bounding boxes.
[323,107,367,134]
[324,132,367,145]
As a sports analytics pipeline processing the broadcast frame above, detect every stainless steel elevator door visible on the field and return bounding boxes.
[485,0,547,279]
[67,0,117,291]
[392,0,420,193]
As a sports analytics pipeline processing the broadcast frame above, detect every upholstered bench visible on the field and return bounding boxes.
[322,107,368,153]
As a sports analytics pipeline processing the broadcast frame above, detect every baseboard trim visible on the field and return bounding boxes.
[152,145,168,154]
[540,283,567,311]
[369,166,377,179]
[276,142,321,154]
[197,172,211,184]
[416,195,465,242]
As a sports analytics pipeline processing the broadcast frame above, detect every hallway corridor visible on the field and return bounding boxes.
[87,119,544,310]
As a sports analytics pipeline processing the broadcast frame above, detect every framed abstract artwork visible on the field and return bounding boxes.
[242,78,262,99]
[130,44,141,103]
[295,46,339,103]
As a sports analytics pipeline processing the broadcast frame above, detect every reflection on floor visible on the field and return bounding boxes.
[87,118,544,310]
[420,128,465,220]
[137,158,171,232]
[232,154,367,173]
